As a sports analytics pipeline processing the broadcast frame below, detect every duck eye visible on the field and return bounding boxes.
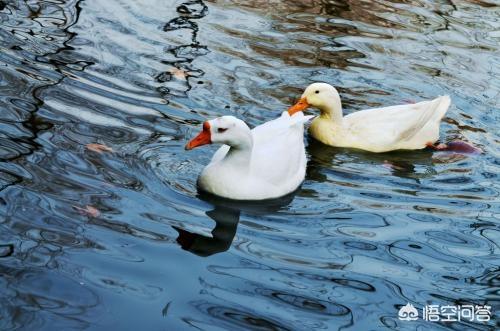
[315,90,320,94]
[217,128,228,133]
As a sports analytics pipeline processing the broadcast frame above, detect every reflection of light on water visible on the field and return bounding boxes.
[0,0,497,329]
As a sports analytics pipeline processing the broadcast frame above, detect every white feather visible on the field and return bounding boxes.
[196,112,312,200]
[302,83,451,152]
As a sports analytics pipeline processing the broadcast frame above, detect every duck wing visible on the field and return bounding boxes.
[396,96,450,142]
[250,112,313,186]
[345,96,450,149]
[210,112,313,166]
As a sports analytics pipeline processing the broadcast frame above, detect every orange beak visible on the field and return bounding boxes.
[287,97,309,115]
[185,121,212,150]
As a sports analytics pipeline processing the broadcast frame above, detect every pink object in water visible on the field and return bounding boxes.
[427,140,481,154]
[73,205,101,218]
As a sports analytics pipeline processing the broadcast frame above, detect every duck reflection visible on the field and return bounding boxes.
[306,137,438,181]
[173,206,240,257]
[173,191,296,257]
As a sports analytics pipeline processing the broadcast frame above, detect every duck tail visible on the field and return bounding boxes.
[398,95,451,142]
[433,95,451,122]
[281,111,314,127]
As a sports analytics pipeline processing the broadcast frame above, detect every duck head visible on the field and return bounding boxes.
[185,116,252,150]
[288,83,342,119]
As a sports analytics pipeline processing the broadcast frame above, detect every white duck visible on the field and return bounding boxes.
[185,112,313,200]
[288,83,451,153]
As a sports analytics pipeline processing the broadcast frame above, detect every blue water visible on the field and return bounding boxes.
[0,0,498,330]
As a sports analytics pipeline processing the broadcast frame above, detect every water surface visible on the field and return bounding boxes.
[0,0,498,330]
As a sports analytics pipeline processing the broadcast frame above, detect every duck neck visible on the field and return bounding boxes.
[319,98,343,125]
[222,136,253,171]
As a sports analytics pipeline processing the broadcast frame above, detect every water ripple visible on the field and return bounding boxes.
[0,0,498,330]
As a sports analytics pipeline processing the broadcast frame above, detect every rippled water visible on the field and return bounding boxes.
[0,0,499,329]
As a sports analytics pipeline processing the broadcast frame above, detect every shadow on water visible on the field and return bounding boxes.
[0,0,498,330]
[174,191,297,257]
[157,0,209,98]
[0,0,86,190]
[306,137,435,181]
[173,205,240,257]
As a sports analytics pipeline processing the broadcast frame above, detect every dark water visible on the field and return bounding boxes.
[0,0,499,330]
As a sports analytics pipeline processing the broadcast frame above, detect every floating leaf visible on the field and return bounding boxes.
[86,143,113,153]
[73,205,101,218]
[168,67,188,80]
